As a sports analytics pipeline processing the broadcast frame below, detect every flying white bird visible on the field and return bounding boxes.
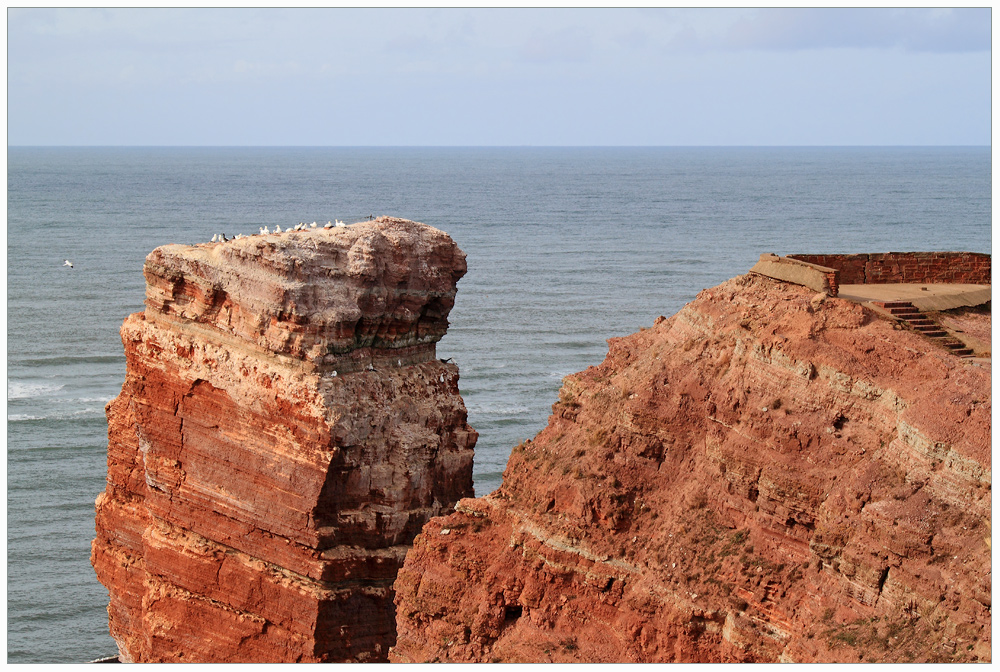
[63,259,74,268]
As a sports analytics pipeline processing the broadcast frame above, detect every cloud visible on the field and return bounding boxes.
[612,28,649,50]
[6,7,990,145]
[232,59,302,78]
[685,8,990,53]
[519,26,594,64]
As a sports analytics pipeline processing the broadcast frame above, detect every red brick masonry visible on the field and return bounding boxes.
[788,252,991,286]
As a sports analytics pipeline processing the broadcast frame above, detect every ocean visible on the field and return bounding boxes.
[6,146,991,662]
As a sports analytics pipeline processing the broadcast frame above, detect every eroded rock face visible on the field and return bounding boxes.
[91,218,477,663]
[391,273,990,664]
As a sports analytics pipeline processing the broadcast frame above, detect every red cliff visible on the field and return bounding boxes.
[91,217,477,662]
[391,273,990,663]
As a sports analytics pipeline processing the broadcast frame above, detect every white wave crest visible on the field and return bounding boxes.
[466,404,531,416]
[53,396,112,405]
[7,381,65,400]
[8,407,105,422]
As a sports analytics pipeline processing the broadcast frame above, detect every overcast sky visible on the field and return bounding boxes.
[7,7,992,146]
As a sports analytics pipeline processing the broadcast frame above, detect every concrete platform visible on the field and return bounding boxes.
[837,283,991,313]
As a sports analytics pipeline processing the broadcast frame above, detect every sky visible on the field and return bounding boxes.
[6,7,992,146]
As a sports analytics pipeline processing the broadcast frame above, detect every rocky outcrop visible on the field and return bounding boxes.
[91,217,477,663]
[392,273,991,663]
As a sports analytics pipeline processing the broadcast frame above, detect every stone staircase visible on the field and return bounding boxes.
[874,301,973,357]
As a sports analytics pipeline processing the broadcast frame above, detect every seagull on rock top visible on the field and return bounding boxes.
[324,221,333,229]
[335,219,346,227]
[211,234,218,243]
[274,225,282,233]
[63,259,74,268]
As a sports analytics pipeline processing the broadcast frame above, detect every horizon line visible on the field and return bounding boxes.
[8,144,992,149]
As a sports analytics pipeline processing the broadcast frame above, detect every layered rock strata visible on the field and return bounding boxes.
[392,272,990,663]
[92,217,477,662]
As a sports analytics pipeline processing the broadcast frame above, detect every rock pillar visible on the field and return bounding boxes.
[91,217,476,662]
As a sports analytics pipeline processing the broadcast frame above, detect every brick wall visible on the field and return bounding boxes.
[787,253,990,286]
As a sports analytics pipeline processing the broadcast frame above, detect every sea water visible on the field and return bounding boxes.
[6,147,990,662]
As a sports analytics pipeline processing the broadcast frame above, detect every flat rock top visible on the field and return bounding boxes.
[149,217,464,292]
[142,217,468,362]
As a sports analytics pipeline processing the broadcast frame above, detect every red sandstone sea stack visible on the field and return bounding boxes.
[391,271,991,663]
[91,217,477,662]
